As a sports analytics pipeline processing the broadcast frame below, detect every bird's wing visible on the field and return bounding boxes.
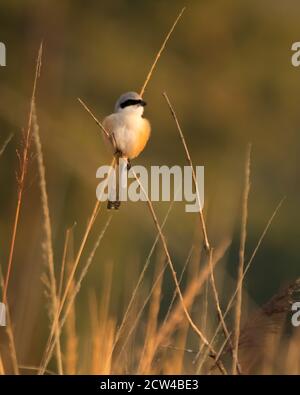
[102,114,118,152]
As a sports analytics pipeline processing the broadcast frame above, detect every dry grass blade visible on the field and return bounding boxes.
[162,246,194,326]
[0,133,13,157]
[32,102,63,374]
[163,92,210,252]
[0,353,4,375]
[0,270,19,374]
[3,43,43,303]
[77,98,117,151]
[232,143,251,375]
[139,7,186,97]
[64,228,77,375]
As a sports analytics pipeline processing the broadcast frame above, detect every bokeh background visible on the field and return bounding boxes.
[0,0,299,373]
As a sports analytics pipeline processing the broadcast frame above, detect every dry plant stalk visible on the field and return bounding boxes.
[232,143,251,375]
[0,133,13,157]
[163,93,210,251]
[0,354,4,375]
[139,7,186,97]
[0,271,19,374]
[64,230,78,375]
[32,103,63,374]
[3,43,42,303]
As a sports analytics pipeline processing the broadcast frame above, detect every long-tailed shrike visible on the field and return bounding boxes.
[102,91,151,209]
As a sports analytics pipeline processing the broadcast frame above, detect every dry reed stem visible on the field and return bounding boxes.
[162,246,194,326]
[3,43,43,303]
[64,236,78,375]
[0,353,4,375]
[41,216,112,373]
[18,365,56,375]
[0,261,19,374]
[139,8,186,97]
[58,226,73,302]
[232,143,251,375]
[4,306,19,375]
[32,102,63,374]
[0,133,13,157]
[163,92,210,251]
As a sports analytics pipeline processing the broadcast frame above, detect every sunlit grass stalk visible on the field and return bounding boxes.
[163,92,210,251]
[139,8,185,97]
[32,102,63,374]
[3,44,42,304]
[0,133,13,157]
[232,143,251,375]
[0,270,19,374]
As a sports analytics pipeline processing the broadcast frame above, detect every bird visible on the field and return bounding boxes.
[102,91,151,209]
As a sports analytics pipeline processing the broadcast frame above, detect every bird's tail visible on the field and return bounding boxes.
[107,156,129,210]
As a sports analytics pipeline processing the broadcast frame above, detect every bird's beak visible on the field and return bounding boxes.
[140,100,147,107]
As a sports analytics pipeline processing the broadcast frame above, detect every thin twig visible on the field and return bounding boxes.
[0,133,13,157]
[139,8,186,97]
[163,92,210,252]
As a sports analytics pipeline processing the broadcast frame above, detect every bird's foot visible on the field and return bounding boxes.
[107,200,121,210]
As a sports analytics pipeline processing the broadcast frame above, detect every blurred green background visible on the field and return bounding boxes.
[0,0,299,367]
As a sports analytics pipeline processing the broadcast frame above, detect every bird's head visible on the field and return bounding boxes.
[115,91,147,116]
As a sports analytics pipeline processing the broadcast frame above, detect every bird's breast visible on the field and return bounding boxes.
[112,115,151,159]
